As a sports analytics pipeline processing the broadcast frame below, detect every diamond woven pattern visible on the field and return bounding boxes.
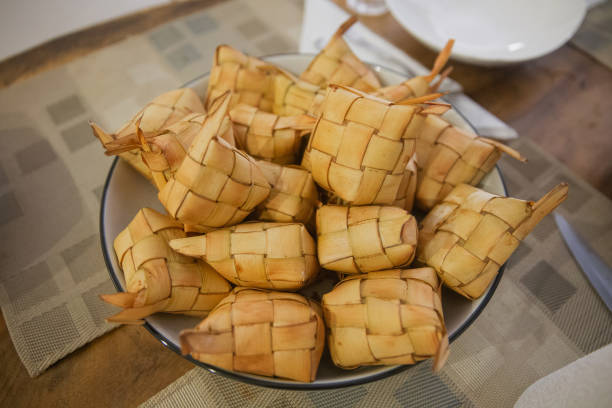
[229,104,315,164]
[133,111,238,189]
[417,183,568,300]
[91,88,205,180]
[170,222,319,290]
[300,17,381,92]
[114,89,205,138]
[316,205,417,274]
[415,114,503,210]
[158,93,271,231]
[135,113,206,181]
[107,208,232,322]
[254,161,319,228]
[206,45,274,111]
[180,288,325,382]
[273,72,326,117]
[326,152,418,213]
[304,85,420,205]
[322,268,448,369]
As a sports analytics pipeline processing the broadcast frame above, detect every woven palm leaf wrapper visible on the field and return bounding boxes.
[229,104,316,164]
[417,182,569,300]
[415,110,525,210]
[180,287,325,382]
[100,208,232,324]
[322,268,449,371]
[326,152,418,213]
[170,222,319,290]
[206,45,275,111]
[272,66,326,117]
[316,205,417,274]
[303,84,425,205]
[104,112,236,190]
[300,16,381,92]
[91,88,205,180]
[373,40,455,102]
[392,153,418,212]
[254,160,320,231]
[158,92,271,232]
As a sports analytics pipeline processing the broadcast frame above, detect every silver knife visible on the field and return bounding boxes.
[554,212,612,312]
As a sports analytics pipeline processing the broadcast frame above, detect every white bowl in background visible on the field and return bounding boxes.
[386,0,586,66]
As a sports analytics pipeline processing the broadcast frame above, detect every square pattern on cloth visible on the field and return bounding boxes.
[15,140,58,174]
[520,260,577,313]
[61,120,96,152]
[0,191,24,226]
[46,95,86,125]
[149,24,185,51]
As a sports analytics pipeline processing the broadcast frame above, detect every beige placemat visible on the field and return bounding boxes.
[140,138,612,407]
[0,0,303,377]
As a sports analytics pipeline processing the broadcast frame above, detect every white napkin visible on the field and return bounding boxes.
[514,343,612,408]
[299,0,519,140]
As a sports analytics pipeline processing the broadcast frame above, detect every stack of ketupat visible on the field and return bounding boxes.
[93,17,568,383]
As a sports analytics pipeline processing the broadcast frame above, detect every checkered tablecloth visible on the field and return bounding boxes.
[0,0,610,406]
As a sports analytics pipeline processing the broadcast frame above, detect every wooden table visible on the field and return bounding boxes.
[1,1,611,406]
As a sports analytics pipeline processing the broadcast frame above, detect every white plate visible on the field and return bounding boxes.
[100,53,507,389]
[386,0,586,66]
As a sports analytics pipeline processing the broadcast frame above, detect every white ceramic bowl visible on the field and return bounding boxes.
[100,53,507,389]
[386,0,586,66]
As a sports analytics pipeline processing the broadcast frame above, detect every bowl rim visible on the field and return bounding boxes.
[99,52,508,389]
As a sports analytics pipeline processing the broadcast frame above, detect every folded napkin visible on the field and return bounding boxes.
[514,343,612,408]
[300,0,519,140]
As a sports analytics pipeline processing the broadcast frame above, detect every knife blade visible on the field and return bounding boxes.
[554,212,612,312]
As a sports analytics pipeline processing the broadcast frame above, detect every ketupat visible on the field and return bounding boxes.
[303,85,425,205]
[254,160,320,229]
[103,112,236,189]
[206,45,276,111]
[100,208,232,324]
[170,222,319,290]
[272,67,326,117]
[322,268,449,371]
[91,88,205,180]
[158,91,271,232]
[326,152,418,213]
[414,112,525,210]
[316,205,417,274]
[417,183,568,300]
[229,104,316,164]
[180,287,325,382]
[274,38,454,117]
[300,16,381,92]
